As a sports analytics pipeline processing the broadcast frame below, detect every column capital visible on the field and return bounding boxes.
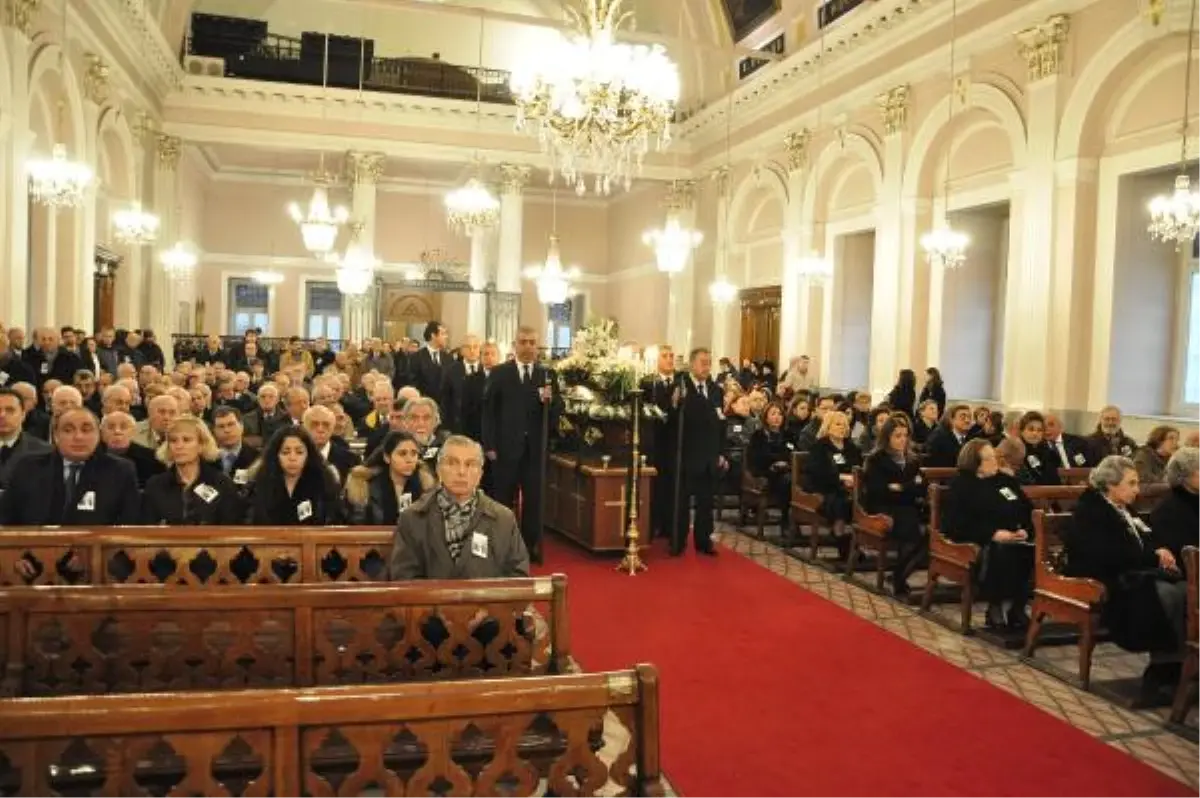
[83,53,110,105]
[498,164,531,195]
[1015,14,1070,82]
[664,179,698,211]
[784,128,812,172]
[155,134,181,170]
[711,165,732,197]
[3,0,39,36]
[345,150,385,185]
[875,85,910,137]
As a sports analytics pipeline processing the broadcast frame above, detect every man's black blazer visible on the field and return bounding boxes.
[409,347,447,408]
[0,450,141,525]
[481,361,559,460]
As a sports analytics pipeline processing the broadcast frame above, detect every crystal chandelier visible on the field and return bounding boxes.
[28,143,93,209]
[921,226,969,270]
[1148,0,1199,248]
[333,224,377,298]
[923,0,968,269]
[113,201,160,246]
[709,276,738,305]
[794,252,833,283]
[160,242,197,282]
[510,0,680,196]
[288,177,348,257]
[644,210,702,274]
[525,235,579,305]
[444,177,500,235]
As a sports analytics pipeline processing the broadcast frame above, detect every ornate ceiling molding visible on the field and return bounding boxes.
[111,0,183,93]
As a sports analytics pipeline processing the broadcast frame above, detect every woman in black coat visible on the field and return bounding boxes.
[886,369,917,420]
[863,418,926,597]
[1065,456,1186,698]
[944,438,1035,629]
[912,400,940,449]
[344,431,436,525]
[802,410,862,558]
[918,367,947,419]
[747,401,796,529]
[245,427,344,525]
[1147,447,1199,573]
[1015,411,1060,486]
[142,416,245,525]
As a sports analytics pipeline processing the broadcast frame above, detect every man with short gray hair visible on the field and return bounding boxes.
[388,434,529,580]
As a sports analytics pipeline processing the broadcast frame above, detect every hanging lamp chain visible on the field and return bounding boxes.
[1180,0,1197,170]
[944,0,958,203]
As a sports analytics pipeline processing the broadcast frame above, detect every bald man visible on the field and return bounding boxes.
[134,394,179,449]
[50,385,84,419]
[303,404,360,484]
[101,410,165,488]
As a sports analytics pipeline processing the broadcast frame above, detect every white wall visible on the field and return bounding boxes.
[940,206,1008,401]
[830,230,874,390]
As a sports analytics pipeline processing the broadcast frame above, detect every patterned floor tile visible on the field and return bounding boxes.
[716,524,1198,789]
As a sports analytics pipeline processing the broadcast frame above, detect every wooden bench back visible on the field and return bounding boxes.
[1023,485,1086,512]
[0,665,662,796]
[0,578,570,696]
[1185,546,1198,646]
[0,526,394,587]
[918,467,957,489]
[1058,467,1091,485]
[1031,509,1104,607]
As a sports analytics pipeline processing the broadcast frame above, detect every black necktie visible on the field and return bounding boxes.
[0,445,12,466]
[63,463,82,514]
[433,351,440,367]
[699,381,708,399]
[523,365,531,384]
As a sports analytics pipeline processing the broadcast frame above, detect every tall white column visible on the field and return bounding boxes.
[1,14,33,328]
[1002,17,1069,409]
[871,86,910,400]
[493,164,529,348]
[664,180,698,353]
[116,118,150,328]
[150,134,181,346]
[344,150,384,343]
[466,228,489,337]
[780,130,811,366]
[710,167,733,361]
[75,54,108,330]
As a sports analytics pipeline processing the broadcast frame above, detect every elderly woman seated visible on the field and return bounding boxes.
[802,410,863,559]
[944,437,1036,630]
[1148,447,1199,574]
[1134,425,1180,485]
[1065,455,1187,701]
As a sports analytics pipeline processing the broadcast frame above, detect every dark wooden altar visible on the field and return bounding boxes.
[545,455,656,553]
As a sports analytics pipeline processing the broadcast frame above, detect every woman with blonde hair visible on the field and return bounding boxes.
[802,410,863,559]
[344,431,436,525]
[142,414,245,525]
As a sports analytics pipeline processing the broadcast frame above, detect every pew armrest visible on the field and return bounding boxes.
[853,508,894,537]
[790,489,822,513]
[1035,572,1106,610]
[930,535,979,569]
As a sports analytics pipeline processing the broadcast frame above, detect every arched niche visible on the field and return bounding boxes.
[728,170,787,289]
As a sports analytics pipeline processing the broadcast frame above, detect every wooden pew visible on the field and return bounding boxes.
[0,665,664,796]
[846,467,895,593]
[789,451,833,560]
[1022,510,1105,688]
[1170,546,1198,725]
[920,484,980,633]
[0,577,571,696]
[1058,467,1092,486]
[919,467,957,490]
[739,445,778,539]
[0,526,394,586]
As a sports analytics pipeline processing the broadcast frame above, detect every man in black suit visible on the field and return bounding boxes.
[0,325,36,388]
[23,327,84,389]
[442,334,485,436]
[641,344,677,540]
[11,382,49,440]
[95,328,120,376]
[923,404,976,468]
[409,321,450,408]
[0,387,52,491]
[482,326,557,564]
[303,404,361,485]
[1044,413,1095,469]
[669,347,727,556]
[212,407,260,485]
[99,411,165,489]
[0,407,141,525]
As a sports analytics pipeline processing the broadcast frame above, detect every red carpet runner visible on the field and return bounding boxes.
[536,536,1191,797]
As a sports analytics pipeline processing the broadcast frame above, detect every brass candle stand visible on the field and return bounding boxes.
[617,387,648,575]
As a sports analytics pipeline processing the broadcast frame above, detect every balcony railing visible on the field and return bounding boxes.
[184,30,514,105]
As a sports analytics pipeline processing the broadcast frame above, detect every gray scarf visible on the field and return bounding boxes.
[435,488,479,562]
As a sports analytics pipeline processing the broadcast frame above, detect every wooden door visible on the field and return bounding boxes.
[738,286,781,365]
[93,246,122,332]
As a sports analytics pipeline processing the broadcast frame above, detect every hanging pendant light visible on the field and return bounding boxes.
[160,241,197,282]
[446,18,500,235]
[333,222,377,299]
[708,276,738,305]
[524,189,579,304]
[710,72,738,305]
[922,0,969,270]
[644,179,703,274]
[28,3,92,209]
[1148,0,1200,248]
[113,201,160,245]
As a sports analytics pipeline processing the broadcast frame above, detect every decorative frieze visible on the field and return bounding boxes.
[155,134,182,171]
[83,53,110,105]
[1014,15,1070,82]
[784,128,812,172]
[875,84,910,136]
[498,164,531,195]
[3,0,39,36]
[345,151,385,185]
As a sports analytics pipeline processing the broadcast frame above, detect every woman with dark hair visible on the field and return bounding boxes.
[1015,411,1060,485]
[747,401,795,529]
[856,406,892,452]
[344,431,436,525]
[802,410,862,559]
[981,410,1007,446]
[863,418,925,597]
[785,395,812,440]
[944,438,1035,630]
[245,426,343,525]
[1134,425,1180,485]
[918,367,947,419]
[886,369,917,419]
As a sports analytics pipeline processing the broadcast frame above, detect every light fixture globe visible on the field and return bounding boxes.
[445,177,500,235]
[709,276,738,305]
[921,226,969,270]
[28,143,93,208]
[525,234,579,305]
[113,201,160,246]
[643,211,703,274]
[288,183,348,256]
[160,241,197,282]
[1148,174,1200,248]
[793,252,833,283]
[510,0,679,196]
[336,265,374,297]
